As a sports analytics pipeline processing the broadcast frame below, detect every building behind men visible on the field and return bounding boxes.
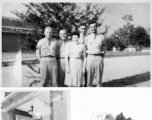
[2,16,33,52]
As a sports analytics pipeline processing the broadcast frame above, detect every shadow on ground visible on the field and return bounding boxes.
[30,72,150,87]
[101,72,150,87]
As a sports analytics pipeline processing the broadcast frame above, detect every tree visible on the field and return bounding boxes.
[130,26,150,47]
[115,112,126,120]
[90,113,107,120]
[115,112,133,120]
[127,118,133,120]
[105,114,115,120]
[122,14,135,45]
[105,37,115,51]
[110,32,127,51]
[111,14,135,50]
[12,2,107,50]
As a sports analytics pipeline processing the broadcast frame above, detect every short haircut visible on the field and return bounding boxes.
[59,28,67,33]
[71,31,80,37]
[67,33,71,36]
[44,26,52,32]
[89,20,97,26]
[79,23,86,27]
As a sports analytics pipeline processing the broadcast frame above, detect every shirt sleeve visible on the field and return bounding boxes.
[82,45,86,56]
[55,40,58,56]
[84,36,88,49]
[65,42,70,57]
[56,40,60,49]
[99,35,104,46]
[36,41,40,50]
[102,35,106,47]
[56,41,59,57]
[36,40,41,59]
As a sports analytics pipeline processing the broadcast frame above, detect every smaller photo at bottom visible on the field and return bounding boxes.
[1,90,70,120]
[79,88,152,120]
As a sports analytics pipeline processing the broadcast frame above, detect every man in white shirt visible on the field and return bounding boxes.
[57,28,71,87]
[78,23,86,44]
[77,23,87,86]
[85,21,105,87]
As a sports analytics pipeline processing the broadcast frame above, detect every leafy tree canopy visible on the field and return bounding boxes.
[12,3,106,50]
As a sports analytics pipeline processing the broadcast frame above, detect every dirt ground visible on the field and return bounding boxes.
[2,55,150,87]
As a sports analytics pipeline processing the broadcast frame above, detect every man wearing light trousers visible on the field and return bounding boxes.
[36,26,58,87]
[85,21,105,87]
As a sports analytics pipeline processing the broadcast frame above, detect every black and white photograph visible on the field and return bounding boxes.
[1,2,150,87]
[0,1,152,120]
[0,90,70,120]
[79,88,152,120]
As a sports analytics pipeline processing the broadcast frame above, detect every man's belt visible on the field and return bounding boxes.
[57,57,65,59]
[88,54,104,57]
[41,55,55,58]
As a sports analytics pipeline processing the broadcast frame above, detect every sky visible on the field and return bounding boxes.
[79,88,152,120]
[2,2,150,36]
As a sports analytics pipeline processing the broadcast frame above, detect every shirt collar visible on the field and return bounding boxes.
[80,33,85,37]
[61,39,68,43]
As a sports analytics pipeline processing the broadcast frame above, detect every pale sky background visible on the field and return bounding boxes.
[2,2,150,36]
[79,89,152,120]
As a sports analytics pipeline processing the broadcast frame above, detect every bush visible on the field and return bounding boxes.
[105,37,115,51]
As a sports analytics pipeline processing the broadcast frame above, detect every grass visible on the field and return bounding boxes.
[2,50,150,60]
[102,72,150,87]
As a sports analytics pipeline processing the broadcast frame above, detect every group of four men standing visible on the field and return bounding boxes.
[36,21,105,87]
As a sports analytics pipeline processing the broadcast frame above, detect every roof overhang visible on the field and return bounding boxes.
[1,91,64,113]
[2,26,34,31]
[1,92,43,113]
[2,26,43,34]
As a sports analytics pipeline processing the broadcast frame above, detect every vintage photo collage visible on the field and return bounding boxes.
[0,0,152,120]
